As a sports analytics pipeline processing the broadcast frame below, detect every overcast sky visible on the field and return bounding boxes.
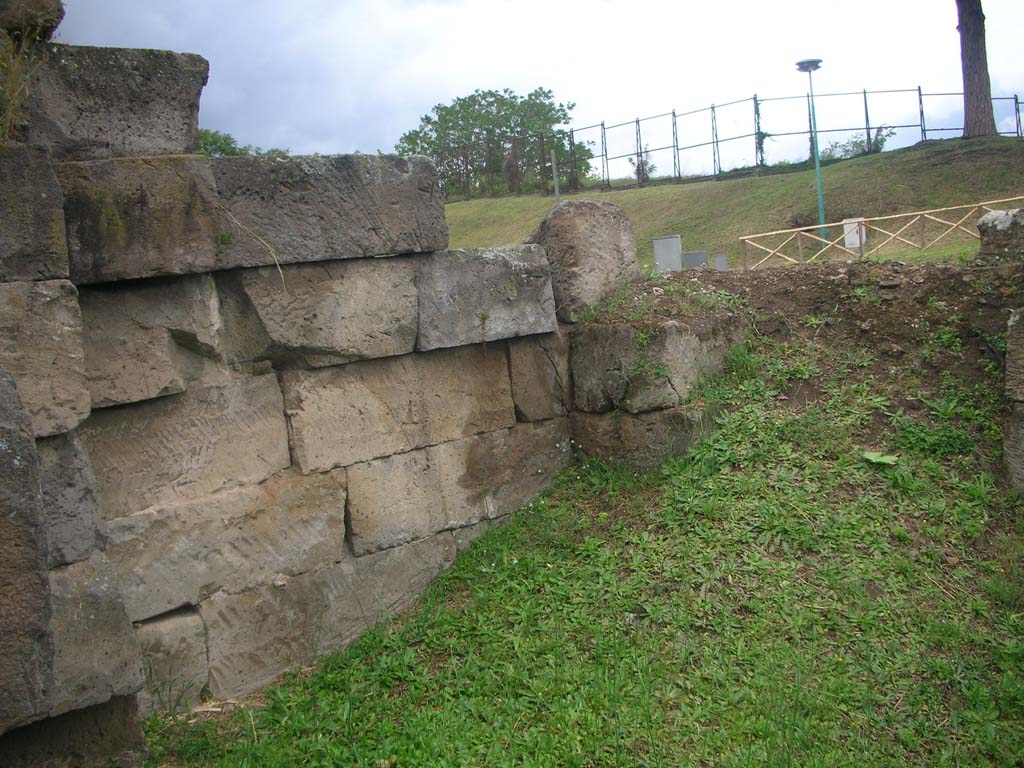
[59,0,1024,175]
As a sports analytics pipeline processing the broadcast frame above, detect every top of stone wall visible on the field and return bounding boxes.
[978,208,1024,260]
[0,0,63,40]
[20,44,208,161]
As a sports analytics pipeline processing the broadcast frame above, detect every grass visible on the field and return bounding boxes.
[147,328,1024,767]
[445,137,1024,269]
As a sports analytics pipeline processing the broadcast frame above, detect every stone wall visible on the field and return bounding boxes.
[0,19,576,764]
[1005,307,1024,493]
[0,10,739,765]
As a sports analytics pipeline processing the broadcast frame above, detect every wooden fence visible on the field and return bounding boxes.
[739,196,1024,270]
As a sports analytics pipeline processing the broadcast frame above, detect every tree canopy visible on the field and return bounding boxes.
[396,88,594,197]
[196,129,288,158]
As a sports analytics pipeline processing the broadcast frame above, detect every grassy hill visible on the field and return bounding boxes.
[446,137,1024,268]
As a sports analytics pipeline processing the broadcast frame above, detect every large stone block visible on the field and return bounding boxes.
[416,246,557,351]
[58,153,447,284]
[978,209,1024,260]
[1007,308,1023,402]
[0,370,52,735]
[0,143,68,282]
[570,316,746,414]
[217,256,418,367]
[36,430,98,567]
[48,552,144,717]
[282,345,515,473]
[571,406,710,468]
[0,0,64,39]
[347,419,571,555]
[526,199,639,322]
[509,331,571,421]
[0,279,89,436]
[79,274,224,408]
[58,155,224,285]
[107,468,346,622]
[135,610,208,715]
[200,533,456,698]
[22,44,208,161]
[212,153,447,265]
[1007,403,1024,495]
[78,375,290,519]
[0,695,146,768]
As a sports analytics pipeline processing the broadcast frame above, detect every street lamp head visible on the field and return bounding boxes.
[796,58,822,73]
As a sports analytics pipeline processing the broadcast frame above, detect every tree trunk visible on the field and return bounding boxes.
[956,0,997,138]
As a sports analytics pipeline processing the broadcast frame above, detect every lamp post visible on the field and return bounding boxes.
[797,58,826,244]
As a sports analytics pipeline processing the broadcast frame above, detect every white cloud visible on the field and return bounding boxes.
[59,0,1023,161]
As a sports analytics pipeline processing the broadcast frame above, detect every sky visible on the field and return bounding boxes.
[58,0,1024,177]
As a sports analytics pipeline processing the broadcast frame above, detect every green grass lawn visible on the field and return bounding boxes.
[148,327,1024,766]
[445,137,1024,270]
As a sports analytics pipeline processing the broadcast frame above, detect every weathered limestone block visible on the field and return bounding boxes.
[0,279,89,436]
[347,419,570,555]
[1007,308,1023,402]
[0,143,68,281]
[0,370,52,735]
[0,695,146,768]
[78,375,290,519]
[22,45,208,161]
[0,0,64,39]
[526,199,639,322]
[509,331,571,421]
[200,533,456,698]
[282,345,515,473]
[134,610,208,715]
[107,468,346,622]
[212,154,447,266]
[217,257,418,367]
[571,406,711,468]
[570,316,746,414]
[416,246,557,351]
[48,552,144,717]
[58,156,224,285]
[978,209,1024,260]
[36,430,98,567]
[59,153,447,284]
[79,274,224,408]
[1007,403,1024,495]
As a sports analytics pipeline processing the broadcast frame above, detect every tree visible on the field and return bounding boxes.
[196,128,288,157]
[955,0,997,138]
[628,145,656,184]
[395,88,594,197]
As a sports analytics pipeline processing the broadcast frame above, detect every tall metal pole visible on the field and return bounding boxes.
[806,70,826,242]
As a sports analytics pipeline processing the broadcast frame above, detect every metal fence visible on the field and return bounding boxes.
[438,88,1023,201]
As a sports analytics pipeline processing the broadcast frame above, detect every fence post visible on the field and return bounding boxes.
[918,86,927,141]
[753,95,763,167]
[634,117,643,185]
[711,104,721,176]
[510,136,520,195]
[538,133,547,194]
[862,89,872,152]
[568,128,579,191]
[672,109,680,181]
[1016,95,1022,138]
[805,94,814,161]
[600,121,609,188]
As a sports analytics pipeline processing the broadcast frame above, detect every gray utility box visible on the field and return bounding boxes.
[683,251,708,270]
[653,235,682,273]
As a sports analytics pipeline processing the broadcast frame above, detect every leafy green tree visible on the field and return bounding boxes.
[396,88,594,197]
[196,128,288,157]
